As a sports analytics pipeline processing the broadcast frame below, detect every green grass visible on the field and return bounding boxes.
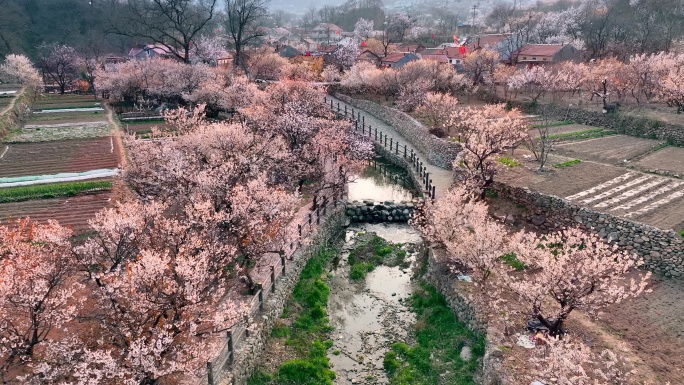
[547,128,617,141]
[553,159,582,169]
[119,118,165,125]
[347,234,409,281]
[0,181,112,203]
[531,120,573,128]
[679,229,684,237]
[383,282,485,385]
[249,247,337,385]
[500,252,525,271]
[497,156,521,167]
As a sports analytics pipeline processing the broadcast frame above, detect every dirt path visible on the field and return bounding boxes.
[0,86,24,116]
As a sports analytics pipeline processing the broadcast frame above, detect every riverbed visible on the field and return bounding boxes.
[327,162,424,385]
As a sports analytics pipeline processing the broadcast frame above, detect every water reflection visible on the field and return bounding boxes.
[347,159,417,202]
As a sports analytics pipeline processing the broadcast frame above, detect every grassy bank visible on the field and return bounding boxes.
[348,233,409,280]
[0,180,112,203]
[248,247,337,385]
[383,282,485,385]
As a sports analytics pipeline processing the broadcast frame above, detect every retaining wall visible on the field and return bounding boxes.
[492,182,684,277]
[505,100,684,147]
[334,93,461,169]
[425,247,510,385]
[218,209,346,385]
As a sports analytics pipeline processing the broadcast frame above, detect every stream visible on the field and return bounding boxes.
[327,160,424,384]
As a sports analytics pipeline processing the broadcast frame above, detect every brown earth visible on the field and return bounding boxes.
[0,136,121,177]
[555,135,665,164]
[0,191,113,233]
[635,146,684,176]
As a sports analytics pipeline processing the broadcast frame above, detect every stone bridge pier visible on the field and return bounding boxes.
[345,199,422,223]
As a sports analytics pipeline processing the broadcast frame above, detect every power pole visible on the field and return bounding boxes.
[471,4,478,36]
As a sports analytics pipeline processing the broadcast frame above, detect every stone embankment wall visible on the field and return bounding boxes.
[223,209,346,385]
[425,247,510,385]
[345,199,419,223]
[508,100,684,147]
[334,93,461,169]
[492,183,684,277]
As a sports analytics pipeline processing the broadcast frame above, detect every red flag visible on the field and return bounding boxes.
[361,41,367,47]
[431,33,435,40]
[459,45,466,55]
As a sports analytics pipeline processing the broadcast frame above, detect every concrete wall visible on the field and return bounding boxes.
[492,182,684,277]
[334,93,461,169]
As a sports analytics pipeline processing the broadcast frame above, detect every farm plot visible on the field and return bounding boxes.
[0,136,120,178]
[9,122,111,142]
[554,135,663,163]
[635,146,684,176]
[0,191,112,232]
[121,121,172,135]
[27,110,106,124]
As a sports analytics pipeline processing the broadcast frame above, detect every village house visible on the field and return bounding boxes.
[381,52,419,68]
[308,23,344,45]
[513,44,582,68]
[356,49,382,66]
[127,44,178,61]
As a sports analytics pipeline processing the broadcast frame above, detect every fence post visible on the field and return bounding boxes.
[207,362,214,385]
[308,213,312,226]
[425,172,430,188]
[404,145,407,158]
[298,224,302,237]
[330,99,333,109]
[384,135,387,147]
[395,142,399,155]
[362,115,365,125]
[432,185,436,199]
[270,266,276,293]
[344,105,347,115]
[316,208,320,225]
[227,330,234,365]
[374,127,377,140]
[390,138,393,149]
[337,101,340,112]
[258,290,264,311]
[281,255,286,275]
[362,123,365,134]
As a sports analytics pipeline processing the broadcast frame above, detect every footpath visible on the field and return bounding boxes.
[326,95,453,199]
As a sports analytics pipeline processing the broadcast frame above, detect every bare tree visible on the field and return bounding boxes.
[108,0,218,63]
[225,0,269,69]
[526,111,555,171]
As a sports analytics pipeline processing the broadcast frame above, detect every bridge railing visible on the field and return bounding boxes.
[325,97,436,200]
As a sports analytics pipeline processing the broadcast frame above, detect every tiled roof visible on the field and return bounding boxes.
[382,52,408,63]
[516,44,565,57]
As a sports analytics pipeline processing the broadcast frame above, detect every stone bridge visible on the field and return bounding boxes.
[345,199,422,223]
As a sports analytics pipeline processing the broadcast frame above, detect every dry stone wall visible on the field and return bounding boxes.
[334,93,461,169]
[507,100,684,146]
[492,182,684,277]
[345,199,419,223]
[425,247,511,385]
[219,209,346,385]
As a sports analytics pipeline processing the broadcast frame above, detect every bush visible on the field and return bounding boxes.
[349,262,374,280]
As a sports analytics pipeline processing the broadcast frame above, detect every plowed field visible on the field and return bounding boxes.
[0,137,121,177]
[0,191,112,232]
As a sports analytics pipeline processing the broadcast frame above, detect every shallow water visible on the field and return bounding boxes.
[347,163,415,203]
[327,223,422,385]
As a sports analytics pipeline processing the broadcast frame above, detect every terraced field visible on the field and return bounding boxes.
[0,191,112,232]
[0,93,121,232]
[0,137,119,177]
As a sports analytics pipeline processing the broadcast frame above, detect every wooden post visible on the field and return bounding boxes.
[355,120,358,130]
[344,105,347,115]
[337,101,340,112]
[362,115,365,125]
[404,145,407,158]
[374,127,377,140]
[227,330,234,365]
[316,208,320,225]
[258,290,264,311]
[207,362,214,385]
[384,135,387,147]
[308,213,312,226]
[330,99,333,109]
[270,266,276,293]
[298,224,302,237]
[432,185,436,199]
[390,138,393,149]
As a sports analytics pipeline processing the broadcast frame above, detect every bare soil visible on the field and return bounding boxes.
[598,277,684,383]
[635,146,684,176]
[0,191,113,233]
[0,136,121,177]
[554,135,664,164]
